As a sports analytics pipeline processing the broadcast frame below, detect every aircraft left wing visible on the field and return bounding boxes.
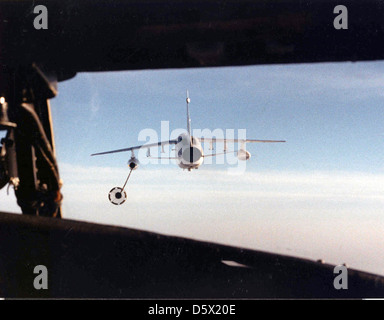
[91,140,178,156]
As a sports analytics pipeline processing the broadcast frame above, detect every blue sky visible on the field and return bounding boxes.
[1,61,384,275]
[51,62,384,172]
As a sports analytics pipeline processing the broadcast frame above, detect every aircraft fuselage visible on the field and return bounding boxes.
[175,133,204,171]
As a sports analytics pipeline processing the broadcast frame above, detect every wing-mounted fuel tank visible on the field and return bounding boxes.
[237,149,251,161]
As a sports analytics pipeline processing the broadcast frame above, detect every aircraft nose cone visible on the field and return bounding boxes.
[182,147,202,163]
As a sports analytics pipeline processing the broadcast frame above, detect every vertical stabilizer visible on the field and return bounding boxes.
[186,90,191,138]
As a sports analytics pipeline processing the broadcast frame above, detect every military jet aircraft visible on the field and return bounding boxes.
[91,92,285,204]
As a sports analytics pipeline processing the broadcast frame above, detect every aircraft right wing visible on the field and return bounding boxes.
[199,138,285,160]
[199,138,286,144]
[91,140,178,156]
[199,138,285,156]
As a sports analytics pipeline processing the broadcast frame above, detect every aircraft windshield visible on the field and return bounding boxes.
[1,62,383,276]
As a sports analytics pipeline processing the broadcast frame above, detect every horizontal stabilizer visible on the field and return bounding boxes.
[147,156,179,160]
[203,151,237,157]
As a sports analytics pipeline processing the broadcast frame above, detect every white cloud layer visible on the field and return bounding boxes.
[1,163,383,275]
[55,163,384,276]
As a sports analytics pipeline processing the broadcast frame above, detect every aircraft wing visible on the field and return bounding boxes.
[200,138,285,157]
[91,140,178,156]
[199,138,286,144]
